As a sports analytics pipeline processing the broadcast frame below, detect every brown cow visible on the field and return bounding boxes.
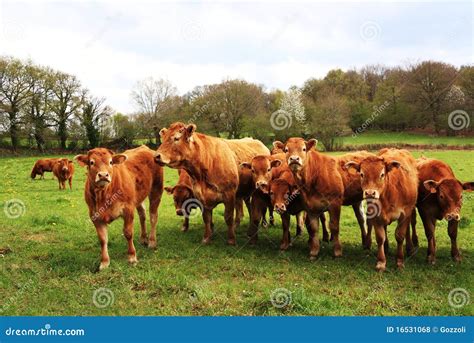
[75,145,163,270]
[345,148,418,271]
[165,169,195,232]
[52,158,75,190]
[266,169,327,250]
[273,138,344,259]
[412,157,474,264]
[31,158,59,179]
[155,122,240,245]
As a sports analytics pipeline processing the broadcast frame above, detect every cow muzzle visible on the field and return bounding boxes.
[445,212,460,221]
[154,153,169,166]
[274,203,286,214]
[95,172,111,187]
[288,156,302,169]
[363,189,380,199]
[176,208,184,216]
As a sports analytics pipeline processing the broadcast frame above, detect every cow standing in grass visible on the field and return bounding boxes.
[31,158,59,179]
[273,138,345,259]
[412,157,474,264]
[345,149,418,271]
[165,169,195,232]
[75,145,163,270]
[52,158,75,190]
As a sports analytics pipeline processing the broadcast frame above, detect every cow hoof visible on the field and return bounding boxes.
[202,237,211,245]
[280,243,290,251]
[322,236,330,243]
[139,236,149,246]
[333,249,342,258]
[375,262,386,272]
[128,255,138,265]
[309,255,318,261]
[99,261,110,271]
[227,239,236,246]
[452,255,462,263]
[181,226,189,232]
[148,240,157,249]
[396,261,405,270]
[427,256,436,265]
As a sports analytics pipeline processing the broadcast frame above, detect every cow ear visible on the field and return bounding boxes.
[159,128,168,137]
[164,186,174,195]
[423,180,440,193]
[462,181,474,191]
[112,154,127,165]
[74,155,88,167]
[344,161,360,172]
[68,160,74,164]
[270,159,281,168]
[305,139,318,151]
[186,124,196,135]
[273,141,285,151]
[386,160,401,172]
[240,162,251,170]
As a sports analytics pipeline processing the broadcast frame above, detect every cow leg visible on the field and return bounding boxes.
[411,210,419,247]
[137,203,148,246]
[374,224,386,272]
[224,199,237,246]
[94,222,110,270]
[248,196,265,244]
[181,217,190,232]
[405,218,415,257]
[296,212,305,237]
[69,177,73,190]
[447,220,461,262]
[58,180,62,190]
[394,214,411,269]
[235,197,244,227]
[148,187,162,249]
[280,213,291,251]
[365,221,373,250]
[420,211,436,264]
[261,206,268,228]
[269,207,275,226]
[123,209,137,264]
[353,202,368,248]
[328,206,342,257]
[384,225,389,254]
[202,208,213,244]
[305,212,320,260]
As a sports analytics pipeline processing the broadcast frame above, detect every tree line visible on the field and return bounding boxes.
[1,56,472,152]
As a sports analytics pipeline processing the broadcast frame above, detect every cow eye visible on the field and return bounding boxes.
[267,168,271,172]
[284,147,288,153]
[109,160,113,165]
[380,172,385,179]
[302,147,306,152]
[90,160,94,166]
[360,172,364,178]
[270,191,274,196]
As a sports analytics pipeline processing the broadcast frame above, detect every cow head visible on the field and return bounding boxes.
[56,158,74,176]
[423,179,474,221]
[268,179,299,214]
[273,138,317,172]
[240,155,281,192]
[154,122,196,168]
[165,184,194,216]
[345,156,401,200]
[74,148,127,188]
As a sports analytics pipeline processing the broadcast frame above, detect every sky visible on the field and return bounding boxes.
[0,0,472,113]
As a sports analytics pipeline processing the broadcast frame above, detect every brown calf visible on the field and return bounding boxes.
[155,122,240,245]
[165,169,195,232]
[274,138,345,259]
[75,145,163,270]
[345,148,418,271]
[31,158,59,179]
[52,158,74,190]
[412,157,474,264]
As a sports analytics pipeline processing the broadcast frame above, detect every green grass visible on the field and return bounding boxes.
[338,131,474,147]
[0,150,473,316]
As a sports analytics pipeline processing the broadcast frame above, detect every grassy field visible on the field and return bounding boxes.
[0,150,473,316]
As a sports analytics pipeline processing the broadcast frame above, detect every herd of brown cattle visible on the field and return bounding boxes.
[31,122,473,272]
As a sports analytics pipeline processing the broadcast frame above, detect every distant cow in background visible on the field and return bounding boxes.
[52,158,75,190]
[31,158,59,179]
[412,157,474,264]
[75,145,163,270]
